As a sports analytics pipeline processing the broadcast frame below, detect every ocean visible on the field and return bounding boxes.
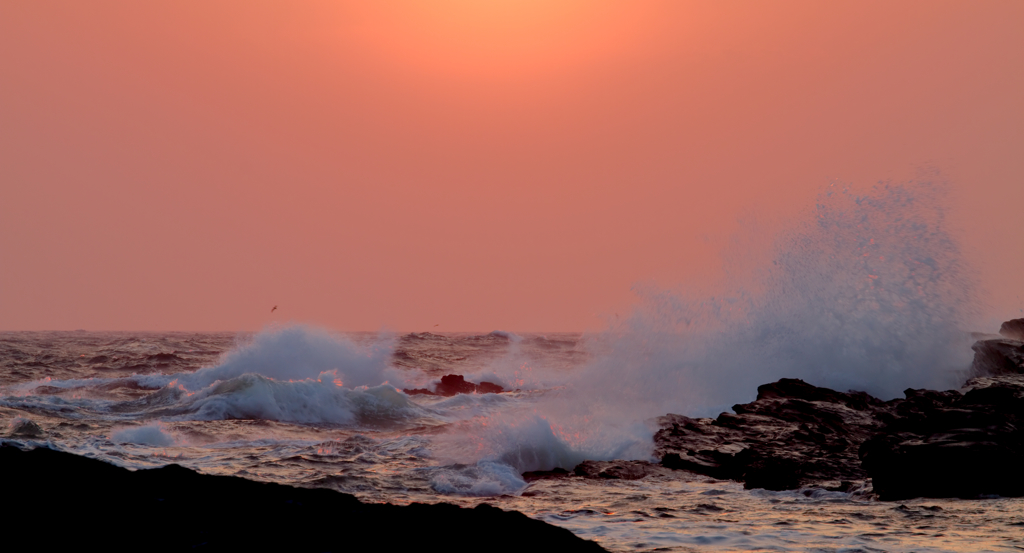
[2,329,1022,552]
[4,182,1020,551]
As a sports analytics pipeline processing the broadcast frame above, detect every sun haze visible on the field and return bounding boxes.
[1,1,1021,331]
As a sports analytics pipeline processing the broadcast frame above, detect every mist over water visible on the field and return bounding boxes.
[0,179,985,506]
[174,325,402,390]
[620,179,976,404]
[469,178,980,470]
[4,179,1019,552]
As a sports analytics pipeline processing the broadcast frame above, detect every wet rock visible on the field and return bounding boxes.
[654,378,898,490]
[572,460,674,480]
[476,381,504,394]
[436,374,478,395]
[521,467,571,481]
[7,417,44,438]
[860,375,1024,500]
[861,323,1024,499]
[654,319,1024,498]
[970,338,1024,376]
[405,374,505,397]
[0,445,606,552]
[999,318,1024,341]
[402,387,436,395]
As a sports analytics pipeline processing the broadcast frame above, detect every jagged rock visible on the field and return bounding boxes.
[436,374,478,395]
[860,375,1024,500]
[7,417,44,438]
[521,467,571,481]
[405,374,505,397]
[0,445,606,552]
[861,324,1024,499]
[653,319,1024,498]
[402,387,436,395]
[572,460,676,480]
[999,318,1024,340]
[476,381,504,394]
[654,378,898,490]
[523,461,677,482]
[971,338,1024,376]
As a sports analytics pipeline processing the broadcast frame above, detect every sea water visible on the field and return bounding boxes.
[1,330,1022,552]
[3,181,1020,551]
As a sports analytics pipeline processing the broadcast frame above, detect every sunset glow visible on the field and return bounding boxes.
[341,1,656,80]
[2,4,1023,547]
[0,1,1021,331]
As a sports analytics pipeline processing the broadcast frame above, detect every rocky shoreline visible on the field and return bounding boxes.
[575,319,1024,500]
[4,320,1022,549]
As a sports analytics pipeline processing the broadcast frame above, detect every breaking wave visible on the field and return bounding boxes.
[600,178,978,412]
[3,325,430,427]
[448,178,980,474]
[172,374,425,425]
[142,324,403,391]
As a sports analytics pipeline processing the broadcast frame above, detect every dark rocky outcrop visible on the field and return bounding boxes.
[7,417,44,438]
[653,320,1024,500]
[861,374,1024,500]
[404,374,505,396]
[654,378,898,490]
[0,445,604,552]
[521,461,682,484]
[999,318,1024,341]
[970,337,1024,376]
[571,460,677,480]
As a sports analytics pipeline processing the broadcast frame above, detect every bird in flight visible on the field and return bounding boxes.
[433,323,439,327]
[271,305,278,313]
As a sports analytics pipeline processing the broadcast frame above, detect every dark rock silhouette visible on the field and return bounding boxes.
[654,378,898,490]
[0,445,605,552]
[404,374,505,396]
[572,460,677,480]
[476,380,505,394]
[7,417,44,438]
[653,320,1024,500]
[862,341,1024,500]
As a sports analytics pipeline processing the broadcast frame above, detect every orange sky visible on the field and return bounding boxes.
[1,1,1021,331]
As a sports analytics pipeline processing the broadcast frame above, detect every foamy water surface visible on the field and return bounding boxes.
[1,329,1021,553]
[4,182,1016,552]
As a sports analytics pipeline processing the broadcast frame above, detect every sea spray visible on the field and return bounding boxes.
[111,422,176,446]
[608,178,978,407]
[2,326,429,427]
[443,178,979,476]
[171,324,402,391]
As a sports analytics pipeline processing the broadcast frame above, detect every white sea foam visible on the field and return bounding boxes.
[166,373,426,425]
[429,460,527,496]
[156,325,403,391]
[1,326,423,427]
[444,179,979,474]
[111,423,176,446]
[592,179,976,415]
[115,325,429,425]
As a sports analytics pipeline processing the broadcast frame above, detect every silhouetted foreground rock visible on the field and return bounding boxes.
[653,320,1024,500]
[0,446,605,552]
[404,374,505,396]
